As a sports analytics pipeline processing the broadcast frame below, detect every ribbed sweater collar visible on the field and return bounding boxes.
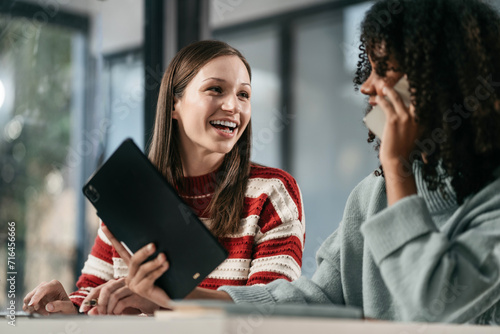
[412,160,457,213]
[178,171,217,197]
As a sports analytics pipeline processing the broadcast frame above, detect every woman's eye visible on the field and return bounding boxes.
[239,91,250,99]
[208,86,222,93]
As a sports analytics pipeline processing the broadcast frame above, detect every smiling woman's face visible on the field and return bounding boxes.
[172,55,252,160]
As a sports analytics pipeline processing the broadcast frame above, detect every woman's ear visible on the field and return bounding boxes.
[172,96,180,119]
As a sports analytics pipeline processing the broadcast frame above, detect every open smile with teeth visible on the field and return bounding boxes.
[209,120,238,134]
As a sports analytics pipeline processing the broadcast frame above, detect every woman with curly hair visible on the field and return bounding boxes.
[103,0,500,324]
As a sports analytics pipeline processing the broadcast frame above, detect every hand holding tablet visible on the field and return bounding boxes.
[83,139,228,300]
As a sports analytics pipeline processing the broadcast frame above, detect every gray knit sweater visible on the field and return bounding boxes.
[219,162,500,324]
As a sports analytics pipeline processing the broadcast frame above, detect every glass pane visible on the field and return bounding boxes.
[0,0,144,311]
[0,15,84,308]
[292,4,379,277]
[103,52,145,159]
[215,26,283,168]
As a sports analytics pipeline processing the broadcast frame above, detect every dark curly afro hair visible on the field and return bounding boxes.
[354,0,500,204]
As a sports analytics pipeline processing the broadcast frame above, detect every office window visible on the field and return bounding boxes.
[214,26,282,168]
[0,0,144,310]
[291,3,377,275]
[102,50,145,160]
[0,12,86,307]
[214,1,378,277]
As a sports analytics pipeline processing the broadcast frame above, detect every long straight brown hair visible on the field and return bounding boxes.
[148,40,252,238]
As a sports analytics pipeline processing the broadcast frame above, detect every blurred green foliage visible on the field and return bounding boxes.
[0,15,73,242]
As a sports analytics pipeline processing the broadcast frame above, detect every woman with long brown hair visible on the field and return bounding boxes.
[23,40,305,315]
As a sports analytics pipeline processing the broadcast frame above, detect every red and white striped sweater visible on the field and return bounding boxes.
[69,165,305,306]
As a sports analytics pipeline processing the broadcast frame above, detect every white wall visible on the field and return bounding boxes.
[21,0,143,55]
[209,0,334,28]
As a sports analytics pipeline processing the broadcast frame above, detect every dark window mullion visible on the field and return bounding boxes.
[144,0,164,151]
[279,22,294,173]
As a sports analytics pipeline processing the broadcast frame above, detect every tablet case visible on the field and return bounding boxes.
[82,138,228,299]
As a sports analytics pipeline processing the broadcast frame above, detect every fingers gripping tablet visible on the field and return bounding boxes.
[82,139,228,300]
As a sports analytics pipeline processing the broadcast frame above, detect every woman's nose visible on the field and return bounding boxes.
[222,94,240,113]
[360,77,374,96]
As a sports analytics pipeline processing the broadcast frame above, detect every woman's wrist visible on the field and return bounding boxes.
[383,163,417,206]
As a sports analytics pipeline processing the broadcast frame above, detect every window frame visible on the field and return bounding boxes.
[212,0,368,172]
[0,0,90,286]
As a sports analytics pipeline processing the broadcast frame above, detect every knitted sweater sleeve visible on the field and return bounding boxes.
[246,169,306,285]
[219,224,344,305]
[361,180,500,323]
[68,223,115,307]
[219,173,389,308]
[220,168,346,304]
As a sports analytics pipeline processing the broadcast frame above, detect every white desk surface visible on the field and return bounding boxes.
[1,314,498,334]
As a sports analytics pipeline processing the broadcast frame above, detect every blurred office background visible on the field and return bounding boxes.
[0,0,450,308]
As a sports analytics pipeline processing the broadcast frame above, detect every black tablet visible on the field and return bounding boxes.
[82,138,228,299]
